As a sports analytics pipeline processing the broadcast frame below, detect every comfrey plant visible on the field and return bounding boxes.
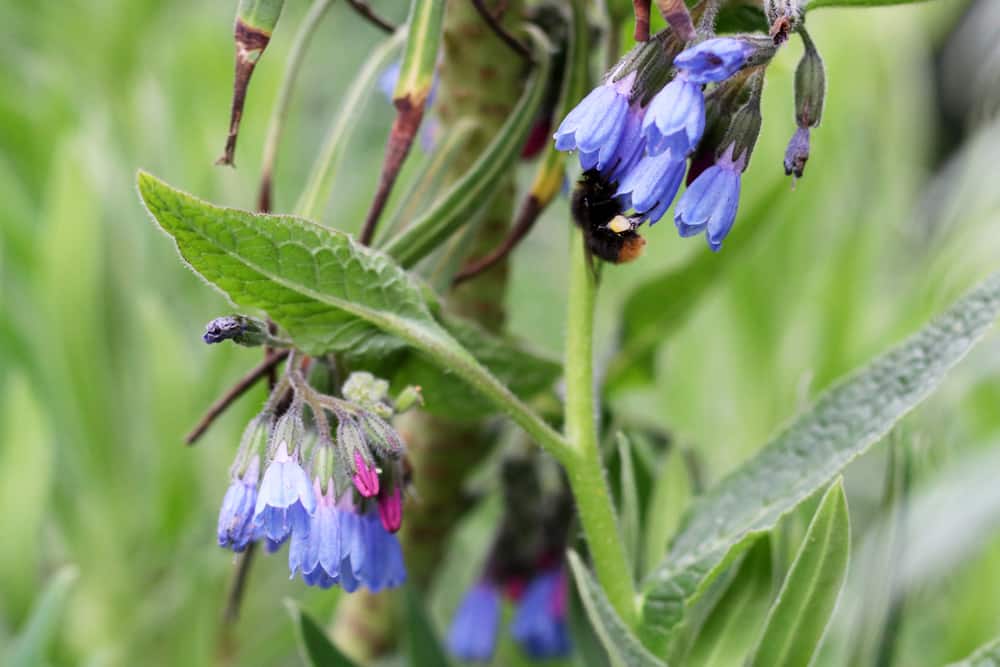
[136,0,1000,664]
[215,351,413,592]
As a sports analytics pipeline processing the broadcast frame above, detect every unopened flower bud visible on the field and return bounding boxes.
[794,30,825,129]
[342,372,390,410]
[202,315,269,347]
[719,77,764,168]
[269,409,304,458]
[784,127,810,178]
[394,385,423,413]
[360,413,405,459]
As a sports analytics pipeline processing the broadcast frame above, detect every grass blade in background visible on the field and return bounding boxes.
[641,447,693,580]
[5,566,78,667]
[947,636,1000,667]
[746,481,851,667]
[617,433,642,579]
[405,586,452,667]
[640,272,1000,650]
[295,29,406,221]
[285,600,358,667]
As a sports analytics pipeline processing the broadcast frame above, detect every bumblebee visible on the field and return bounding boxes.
[570,170,646,264]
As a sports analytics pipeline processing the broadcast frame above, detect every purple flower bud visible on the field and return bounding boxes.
[448,583,501,662]
[510,568,571,660]
[784,126,810,178]
[253,441,316,544]
[674,37,757,85]
[642,78,705,157]
[352,451,380,498]
[674,146,744,252]
[616,148,687,224]
[377,485,403,533]
[217,456,260,552]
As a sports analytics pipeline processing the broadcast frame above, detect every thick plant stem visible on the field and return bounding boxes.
[332,0,527,661]
[563,231,640,629]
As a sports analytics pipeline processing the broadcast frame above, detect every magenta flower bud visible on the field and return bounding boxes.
[352,452,380,498]
[378,485,403,533]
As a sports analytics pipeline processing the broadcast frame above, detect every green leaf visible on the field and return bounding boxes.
[380,26,552,269]
[617,433,642,578]
[685,538,773,667]
[640,272,1000,650]
[808,0,935,8]
[391,314,560,419]
[138,171,448,358]
[606,180,788,393]
[394,0,445,104]
[946,636,1000,667]
[567,551,667,667]
[5,566,78,667]
[405,586,452,667]
[138,172,572,462]
[746,481,851,667]
[642,447,693,580]
[285,600,359,667]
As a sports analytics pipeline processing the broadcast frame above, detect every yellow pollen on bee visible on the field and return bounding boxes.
[607,215,632,234]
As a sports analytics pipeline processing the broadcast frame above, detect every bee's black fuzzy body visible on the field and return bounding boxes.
[570,170,645,264]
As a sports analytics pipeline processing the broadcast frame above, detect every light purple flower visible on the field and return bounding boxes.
[674,37,756,84]
[511,568,571,660]
[642,77,705,157]
[554,73,636,170]
[447,582,501,662]
[217,456,260,552]
[253,441,316,544]
[616,148,688,224]
[674,146,744,251]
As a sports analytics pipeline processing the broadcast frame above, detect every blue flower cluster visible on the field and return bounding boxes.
[447,567,570,662]
[554,37,759,252]
[216,386,409,594]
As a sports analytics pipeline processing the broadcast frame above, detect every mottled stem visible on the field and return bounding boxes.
[331,0,526,661]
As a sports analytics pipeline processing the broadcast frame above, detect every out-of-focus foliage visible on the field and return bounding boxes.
[3,1,1000,666]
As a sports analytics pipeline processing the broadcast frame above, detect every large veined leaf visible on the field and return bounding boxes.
[567,550,667,667]
[946,636,1000,667]
[138,173,561,419]
[284,600,359,667]
[138,171,446,358]
[746,481,851,667]
[640,272,1000,650]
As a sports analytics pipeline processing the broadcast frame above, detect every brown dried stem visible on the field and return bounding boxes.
[452,194,543,286]
[345,0,397,33]
[633,0,652,42]
[469,0,532,62]
[359,101,425,246]
[185,349,289,446]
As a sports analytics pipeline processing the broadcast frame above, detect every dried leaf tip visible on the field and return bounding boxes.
[217,0,286,167]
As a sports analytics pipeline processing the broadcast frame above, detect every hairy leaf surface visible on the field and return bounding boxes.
[640,273,1000,649]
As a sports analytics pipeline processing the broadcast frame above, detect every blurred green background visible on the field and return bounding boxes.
[2,0,1000,665]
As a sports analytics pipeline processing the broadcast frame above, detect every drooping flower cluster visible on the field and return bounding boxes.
[216,361,419,594]
[447,452,575,662]
[555,19,825,253]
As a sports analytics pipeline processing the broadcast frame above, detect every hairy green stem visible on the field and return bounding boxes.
[563,230,640,628]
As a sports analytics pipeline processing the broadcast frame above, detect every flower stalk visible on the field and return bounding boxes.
[562,230,640,629]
